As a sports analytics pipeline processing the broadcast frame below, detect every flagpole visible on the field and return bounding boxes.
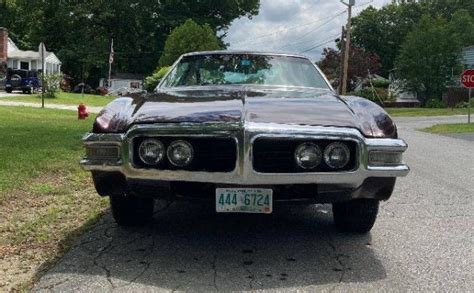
[108,39,113,88]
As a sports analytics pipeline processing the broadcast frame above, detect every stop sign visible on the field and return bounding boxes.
[461,69,474,88]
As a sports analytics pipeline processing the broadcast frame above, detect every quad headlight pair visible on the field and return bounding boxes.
[138,139,194,167]
[294,142,351,170]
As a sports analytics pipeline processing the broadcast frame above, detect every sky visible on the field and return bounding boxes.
[225,0,391,61]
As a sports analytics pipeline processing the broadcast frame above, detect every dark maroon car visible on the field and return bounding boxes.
[81,51,409,232]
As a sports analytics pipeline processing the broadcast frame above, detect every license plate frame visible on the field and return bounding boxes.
[215,188,273,214]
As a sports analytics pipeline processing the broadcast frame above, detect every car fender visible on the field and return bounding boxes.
[341,95,398,138]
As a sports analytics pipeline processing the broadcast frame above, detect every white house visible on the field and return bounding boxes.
[99,73,144,91]
[463,46,474,69]
[0,27,61,74]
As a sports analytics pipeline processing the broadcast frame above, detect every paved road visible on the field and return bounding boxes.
[34,116,473,292]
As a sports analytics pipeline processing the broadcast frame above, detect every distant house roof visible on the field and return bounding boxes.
[7,37,61,65]
[463,46,474,68]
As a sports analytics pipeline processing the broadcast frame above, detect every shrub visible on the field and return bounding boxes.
[425,98,446,108]
[144,66,171,92]
[371,79,391,89]
[455,98,474,108]
[350,87,393,104]
[42,73,63,98]
[96,86,108,96]
[350,88,375,100]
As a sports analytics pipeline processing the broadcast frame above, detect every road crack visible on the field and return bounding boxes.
[211,252,218,290]
[325,236,349,292]
[92,225,116,289]
[125,226,156,286]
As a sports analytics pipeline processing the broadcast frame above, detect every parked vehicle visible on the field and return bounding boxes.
[81,51,409,232]
[5,69,41,94]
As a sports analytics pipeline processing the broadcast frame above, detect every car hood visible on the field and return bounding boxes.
[94,86,397,138]
[130,86,358,127]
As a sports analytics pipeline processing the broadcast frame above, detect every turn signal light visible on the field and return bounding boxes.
[369,151,403,166]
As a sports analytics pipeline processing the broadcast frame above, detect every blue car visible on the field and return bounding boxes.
[5,69,41,94]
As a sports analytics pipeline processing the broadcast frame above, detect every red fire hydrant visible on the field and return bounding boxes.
[78,103,89,120]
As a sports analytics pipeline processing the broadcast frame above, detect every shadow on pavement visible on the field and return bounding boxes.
[34,202,386,291]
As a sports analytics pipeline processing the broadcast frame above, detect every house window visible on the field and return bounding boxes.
[20,61,29,70]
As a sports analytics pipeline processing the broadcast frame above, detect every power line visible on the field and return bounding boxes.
[277,10,346,51]
[231,9,347,46]
[231,0,374,53]
[299,33,341,53]
[355,0,374,8]
[293,0,374,49]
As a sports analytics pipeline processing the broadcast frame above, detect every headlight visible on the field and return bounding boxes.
[324,142,350,169]
[369,151,403,166]
[294,142,322,170]
[167,140,194,167]
[138,139,165,165]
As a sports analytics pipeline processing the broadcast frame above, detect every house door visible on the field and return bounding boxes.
[20,61,29,70]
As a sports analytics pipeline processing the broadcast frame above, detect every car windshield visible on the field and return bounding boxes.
[160,54,329,89]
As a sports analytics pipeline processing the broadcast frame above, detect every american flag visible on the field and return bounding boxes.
[109,39,114,64]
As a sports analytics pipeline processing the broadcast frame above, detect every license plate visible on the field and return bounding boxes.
[216,188,273,214]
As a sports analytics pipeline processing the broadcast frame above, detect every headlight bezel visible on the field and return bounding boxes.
[167,140,194,167]
[294,142,323,170]
[138,138,165,166]
[323,142,351,170]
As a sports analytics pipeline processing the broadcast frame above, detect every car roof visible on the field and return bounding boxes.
[182,50,311,60]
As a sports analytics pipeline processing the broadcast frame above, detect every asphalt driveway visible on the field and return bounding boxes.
[33,116,473,292]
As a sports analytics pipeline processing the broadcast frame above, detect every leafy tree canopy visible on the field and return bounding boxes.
[159,19,221,66]
[351,3,423,75]
[0,0,260,86]
[395,14,463,101]
[352,0,474,75]
[318,46,380,92]
[144,66,171,92]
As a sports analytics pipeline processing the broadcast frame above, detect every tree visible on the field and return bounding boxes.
[144,66,171,92]
[449,9,474,47]
[352,4,423,75]
[318,46,381,92]
[352,1,474,75]
[418,0,474,20]
[318,48,340,82]
[395,15,462,101]
[0,0,260,86]
[158,19,221,66]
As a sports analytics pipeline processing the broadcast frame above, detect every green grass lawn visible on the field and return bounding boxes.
[386,107,470,117]
[0,106,107,291]
[1,92,115,107]
[421,123,474,134]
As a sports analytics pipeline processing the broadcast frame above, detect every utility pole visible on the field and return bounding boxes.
[341,0,354,95]
[338,26,346,95]
[39,42,46,109]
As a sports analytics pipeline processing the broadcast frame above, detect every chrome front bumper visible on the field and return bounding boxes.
[80,122,410,188]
